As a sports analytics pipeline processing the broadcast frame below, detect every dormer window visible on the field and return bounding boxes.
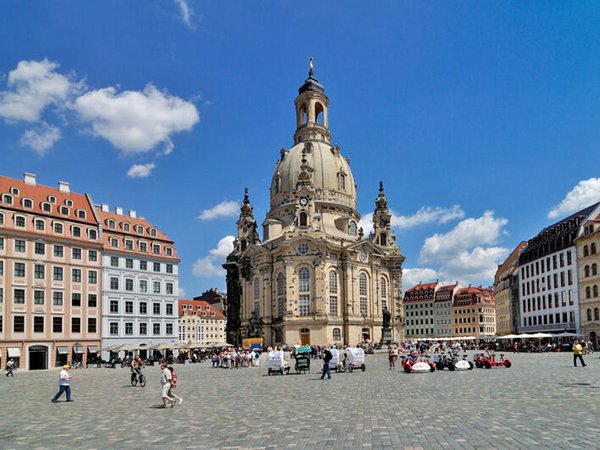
[41,202,52,212]
[107,219,116,229]
[110,238,119,248]
[123,223,130,232]
[10,187,20,196]
[77,210,86,219]
[150,228,157,237]
[349,221,357,236]
[166,247,173,256]
[136,225,144,234]
[22,198,33,209]
[2,194,13,205]
[72,226,81,238]
[48,196,56,204]
[88,229,97,240]
[60,206,69,215]
[65,199,73,207]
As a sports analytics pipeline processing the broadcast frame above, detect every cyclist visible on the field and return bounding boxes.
[130,355,145,382]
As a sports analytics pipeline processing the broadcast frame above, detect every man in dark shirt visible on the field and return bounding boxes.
[320,346,332,380]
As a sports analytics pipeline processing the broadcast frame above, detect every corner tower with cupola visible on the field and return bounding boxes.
[224,60,405,347]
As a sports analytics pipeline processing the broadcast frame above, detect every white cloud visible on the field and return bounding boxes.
[193,235,235,277]
[73,83,199,153]
[358,212,374,236]
[418,211,509,286]
[199,201,240,220]
[0,59,81,122]
[548,178,600,219]
[178,286,187,298]
[174,0,196,29]
[19,122,60,155]
[402,268,441,289]
[392,205,464,229]
[127,163,156,178]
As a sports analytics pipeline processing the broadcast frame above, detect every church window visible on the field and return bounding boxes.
[584,245,589,257]
[329,271,338,294]
[297,242,310,256]
[586,287,591,298]
[253,278,260,299]
[338,172,346,191]
[592,243,597,255]
[298,268,310,292]
[593,264,598,276]
[380,277,387,299]
[585,265,590,277]
[299,212,308,227]
[330,296,338,316]
[332,328,341,341]
[595,308,600,321]
[594,285,599,298]
[299,295,310,316]
[349,221,357,236]
[587,309,592,321]
[276,273,286,318]
[359,273,368,316]
[315,102,324,125]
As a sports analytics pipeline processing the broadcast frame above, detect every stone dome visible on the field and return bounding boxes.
[270,139,357,210]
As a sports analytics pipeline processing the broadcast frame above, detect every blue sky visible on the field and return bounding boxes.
[1,1,600,296]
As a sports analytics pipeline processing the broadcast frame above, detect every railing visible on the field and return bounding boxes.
[518,322,576,332]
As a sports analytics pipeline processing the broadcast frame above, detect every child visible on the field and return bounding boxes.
[167,366,183,405]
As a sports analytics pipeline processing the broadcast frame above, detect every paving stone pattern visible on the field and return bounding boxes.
[0,351,599,449]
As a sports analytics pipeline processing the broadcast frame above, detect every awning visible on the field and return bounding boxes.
[8,348,20,358]
[87,346,98,353]
[57,346,68,355]
[73,346,83,353]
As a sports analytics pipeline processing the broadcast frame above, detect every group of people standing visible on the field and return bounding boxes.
[211,349,260,368]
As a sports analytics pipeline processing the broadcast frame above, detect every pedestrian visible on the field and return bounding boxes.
[167,366,183,405]
[51,365,73,403]
[159,361,176,407]
[573,340,587,367]
[320,346,332,380]
[6,359,15,377]
[388,344,397,370]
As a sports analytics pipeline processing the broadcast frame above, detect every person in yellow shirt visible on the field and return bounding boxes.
[573,340,587,367]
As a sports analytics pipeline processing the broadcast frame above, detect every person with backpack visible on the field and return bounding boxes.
[321,346,333,380]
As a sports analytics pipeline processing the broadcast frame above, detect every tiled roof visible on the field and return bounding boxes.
[0,175,97,225]
[178,299,226,319]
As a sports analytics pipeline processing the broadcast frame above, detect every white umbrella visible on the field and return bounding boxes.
[531,332,553,338]
[553,331,581,338]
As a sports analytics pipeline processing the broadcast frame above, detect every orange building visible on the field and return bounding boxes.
[0,173,102,369]
[452,287,496,337]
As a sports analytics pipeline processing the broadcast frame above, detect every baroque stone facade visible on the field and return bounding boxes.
[224,64,405,347]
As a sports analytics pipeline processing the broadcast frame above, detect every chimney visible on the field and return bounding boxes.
[115,207,123,215]
[101,203,109,212]
[23,172,37,186]
[129,210,137,219]
[58,181,70,193]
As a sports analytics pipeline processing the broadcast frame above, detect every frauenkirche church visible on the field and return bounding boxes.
[224,60,405,347]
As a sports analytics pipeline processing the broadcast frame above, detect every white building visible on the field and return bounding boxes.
[178,299,227,346]
[518,203,599,334]
[98,206,179,359]
[434,284,458,338]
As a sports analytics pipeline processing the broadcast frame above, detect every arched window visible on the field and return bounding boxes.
[253,278,260,299]
[299,212,308,227]
[592,243,597,255]
[593,264,598,276]
[332,328,341,341]
[329,271,338,294]
[277,273,286,318]
[380,234,387,246]
[298,268,310,292]
[338,172,346,191]
[587,309,593,321]
[0,212,3,225]
[315,102,324,125]
[584,245,589,257]
[380,277,387,298]
[595,308,600,321]
[594,285,599,298]
[585,265,591,277]
[359,273,368,315]
[349,221,357,236]
[586,286,591,298]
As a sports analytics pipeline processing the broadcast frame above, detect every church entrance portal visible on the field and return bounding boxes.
[362,328,370,341]
[29,345,48,370]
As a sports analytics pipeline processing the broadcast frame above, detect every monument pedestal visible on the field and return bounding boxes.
[380,327,393,345]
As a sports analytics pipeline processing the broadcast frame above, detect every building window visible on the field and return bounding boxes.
[71,317,81,333]
[349,221,357,236]
[34,290,44,305]
[13,315,25,332]
[0,262,3,276]
[34,264,45,279]
[53,222,62,233]
[110,322,119,335]
[125,322,133,335]
[153,282,161,294]
[35,219,45,231]
[329,271,338,294]
[0,212,4,225]
[333,328,341,340]
[338,172,346,191]
[166,264,173,274]
[2,194,13,205]
[14,239,26,252]
[109,300,118,313]
[125,279,134,291]
[89,229,97,240]
[139,242,147,253]
[33,242,44,255]
[88,318,97,333]
[299,212,308,227]
[153,323,160,335]
[166,283,173,295]
[14,262,25,277]
[330,296,338,316]
[110,238,119,248]
[110,256,119,267]
[88,294,97,308]
[153,303,160,314]
[72,248,81,260]
[110,277,119,290]
[253,278,260,299]
[140,280,147,293]
[299,294,310,316]
[125,240,133,251]
[125,301,134,313]
[166,323,173,335]
[125,258,133,269]
[166,247,173,256]
[53,266,63,281]
[299,267,310,292]
[87,250,97,262]
[140,260,147,270]
[60,206,69,215]
[72,226,81,238]
[359,273,368,315]
[72,268,81,283]
[54,245,63,257]
[139,323,147,335]
[591,243,597,254]
[153,262,161,272]
[53,317,62,333]
[53,292,63,306]
[140,302,147,314]
[71,293,81,307]
[15,216,25,227]
[166,303,174,315]
[153,244,160,254]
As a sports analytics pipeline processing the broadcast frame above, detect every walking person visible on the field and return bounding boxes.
[51,365,72,403]
[320,346,332,380]
[6,359,15,377]
[388,344,397,371]
[167,366,183,405]
[159,362,176,407]
[573,340,587,367]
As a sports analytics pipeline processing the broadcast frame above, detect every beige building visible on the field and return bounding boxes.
[0,173,102,369]
[224,63,405,347]
[493,242,527,336]
[576,206,600,348]
[452,287,496,337]
[178,299,226,345]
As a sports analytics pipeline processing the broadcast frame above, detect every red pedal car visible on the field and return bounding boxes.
[401,353,436,373]
[474,350,511,368]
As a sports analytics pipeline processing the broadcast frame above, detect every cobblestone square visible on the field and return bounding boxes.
[0,351,599,449]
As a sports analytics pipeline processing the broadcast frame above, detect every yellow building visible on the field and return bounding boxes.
[452,287,496,337]
[494,242,527,336]
[224,63,405,347]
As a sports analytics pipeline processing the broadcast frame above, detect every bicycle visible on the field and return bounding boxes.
[130,370,146,387]
[71,361,83,369]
